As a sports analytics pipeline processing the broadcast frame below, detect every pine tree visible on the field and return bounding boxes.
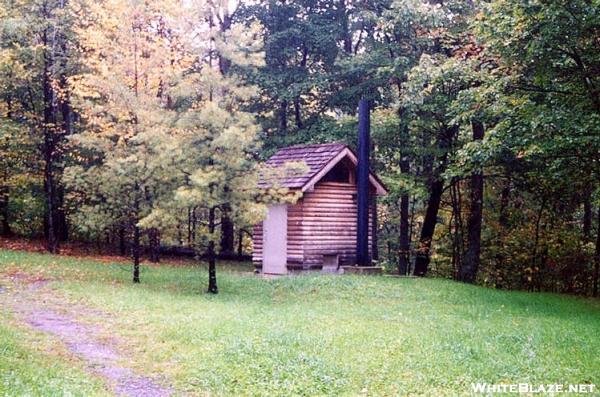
[154,0,267,293]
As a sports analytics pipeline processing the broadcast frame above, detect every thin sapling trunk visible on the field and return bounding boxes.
[207,206,218,294]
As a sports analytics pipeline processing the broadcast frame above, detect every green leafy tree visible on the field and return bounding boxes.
[0,0,76,249]
[470,0,600,293]
[242,0,341,134]
[142,0,269,294]
[65,0,185,282]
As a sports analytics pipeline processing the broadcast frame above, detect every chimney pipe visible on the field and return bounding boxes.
[356,99,371,266]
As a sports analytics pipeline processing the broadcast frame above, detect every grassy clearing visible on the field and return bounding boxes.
[1,249,599,396]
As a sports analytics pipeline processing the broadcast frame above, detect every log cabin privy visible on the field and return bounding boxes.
[252,143,387,274]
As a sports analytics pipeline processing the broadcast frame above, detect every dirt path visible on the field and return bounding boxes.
[2,274,172,397]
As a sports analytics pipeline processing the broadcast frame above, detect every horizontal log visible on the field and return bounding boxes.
[289,227,369,235]
[301,229,357,234]
[304,255,358,260]
[306,190,355,195]
[302,206,371,212]
[301,218,368,224]
[302,244,358,248]
[311,189,356,196]
[303,210,372,215]
[300,221,363,227]
[302,234,360,240]
[302,213,363,218]
[304,245,371,251]
[302,212,359,218]
[315,185,356,190]
[304,195,355,202]
[304,203,375,209]
[304,196,355,202]
[303,237,356,242]
[303,244,371,249]
[302,207,356,212]
[302,224,358,229]
[303,245,360,250]
[303,202,352,208]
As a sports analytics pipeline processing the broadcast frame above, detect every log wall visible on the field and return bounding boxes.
[300,181,373,269]
[252,181,375,271]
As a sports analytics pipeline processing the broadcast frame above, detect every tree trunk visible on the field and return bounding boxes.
[220,205,234,256]
[207,207,218,294]
[413,178,444,276]
[42,24,59,254]
[43,150,58,253]
[187,207,192,246]
[218,52,232,76]
[55,184,68,241]
[237,228,243,257]
[294,98,302,129]
[407,197,417,275]
[593,207,599,297]
[218,12,232,75]
[1,97,13,237]
[529,198,546,291]
[119,226,127,255]
[132,180,141,283]
[149,228,160,263]
[132,223,140,283]
[398,194,410,275]
[191,207,196,243]
[56,47,71,243]
[493,177,511,289]
[498,178,511,228]
[177,222,183,246]
[398,121,410,274]
[278,100,287,132]
[450,179,464,277]
[340,0,352,54]
[0,187,11,236]
[583,192,592,240]
[459,120,485,283]
[413,125,458,276]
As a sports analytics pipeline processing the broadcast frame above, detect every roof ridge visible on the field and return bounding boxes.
[278,142,346,150]
[259,142,348,190]
[259,142,387,195]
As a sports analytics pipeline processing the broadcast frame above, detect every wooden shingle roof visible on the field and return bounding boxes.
[262,143,346,189]
[260,142,387,196]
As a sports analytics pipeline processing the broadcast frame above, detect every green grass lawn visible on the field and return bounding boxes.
[1,249,599,396]
[0,315,107,397]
